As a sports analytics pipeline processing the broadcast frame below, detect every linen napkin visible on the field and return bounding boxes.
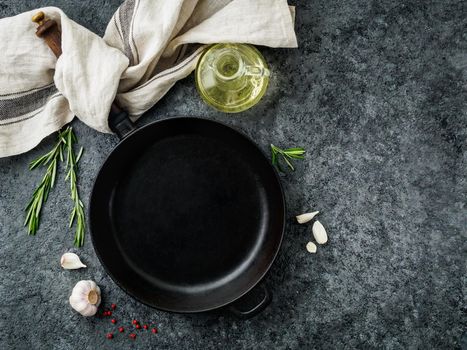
[0,0,297,157]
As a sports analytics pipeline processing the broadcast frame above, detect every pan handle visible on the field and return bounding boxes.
[228,284,271,319]
[108,104,136,140]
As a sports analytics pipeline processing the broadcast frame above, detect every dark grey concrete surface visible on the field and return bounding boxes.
[0,1,466,349]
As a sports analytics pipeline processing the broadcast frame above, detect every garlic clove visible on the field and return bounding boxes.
[306,241,317,253]
[69,280,101,317]
[296,211,319,224]
[61,252,86,269]
[312,220,328,244]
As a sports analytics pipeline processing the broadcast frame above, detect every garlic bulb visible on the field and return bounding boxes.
[69,280,101,316]
[61,253,86,269]
[312,220,328,244]
[296,211,319,224]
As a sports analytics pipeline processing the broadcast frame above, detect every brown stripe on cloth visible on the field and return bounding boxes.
[0,84,58,121]
[0,83,54,98]
[118,0,140,66]
[0,94,63,126]
[112,14,124,43]
[130,45,204,93]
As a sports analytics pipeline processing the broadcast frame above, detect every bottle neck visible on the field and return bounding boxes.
[212,49,245,82]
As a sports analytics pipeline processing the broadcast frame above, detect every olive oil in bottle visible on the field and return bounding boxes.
[195,44,270,113]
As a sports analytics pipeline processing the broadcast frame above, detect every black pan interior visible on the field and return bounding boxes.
[90,117,285,312]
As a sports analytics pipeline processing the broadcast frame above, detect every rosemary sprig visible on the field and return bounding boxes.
[24,133,66,235]
[24,126,86,247]
[64,128,85,247]
[270,144,306,172]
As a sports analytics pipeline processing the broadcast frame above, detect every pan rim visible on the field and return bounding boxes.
[89,116,286,313]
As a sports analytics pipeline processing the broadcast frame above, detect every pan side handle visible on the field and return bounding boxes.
[228,284,272,319]
[108,104,136,140]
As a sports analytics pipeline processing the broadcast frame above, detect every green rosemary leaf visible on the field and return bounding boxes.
[43,150,55,165]
[63,126,86,247]
[35,188,44,218]
[76,147,84,163]
[69,208,76,228]
[24,205,34,226]
[25,195,35,212]
[283,147,305,153]
[270,144,305,172]
[286,154,305,160]
[28,216,35,235]
[25,127,69,237]
[29,155,47,170]
[51,160,57,188]
[282,155,295,171]
[43,185,50,202]
[283,148,305,160]
[271,150,277,166]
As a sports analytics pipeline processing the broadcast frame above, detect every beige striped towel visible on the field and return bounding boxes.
[0,0,297,157]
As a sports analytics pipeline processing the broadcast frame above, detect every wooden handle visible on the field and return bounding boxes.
[32,11,124,114]
[32,11,62,58]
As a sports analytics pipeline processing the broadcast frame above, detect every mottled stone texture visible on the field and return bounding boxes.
[0,1,466,349]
